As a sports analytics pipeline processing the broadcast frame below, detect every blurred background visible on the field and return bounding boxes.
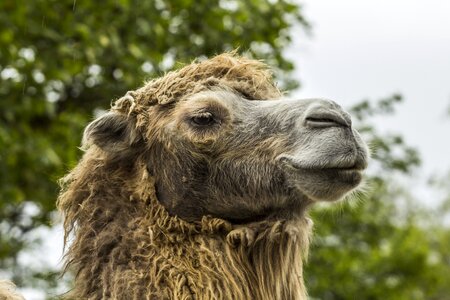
[0,0,449,299]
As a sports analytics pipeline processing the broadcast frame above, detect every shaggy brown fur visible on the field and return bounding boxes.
[58,54,335,299]
[59,153,311,299]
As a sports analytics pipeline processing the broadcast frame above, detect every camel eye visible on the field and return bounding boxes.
[191,112,217,126]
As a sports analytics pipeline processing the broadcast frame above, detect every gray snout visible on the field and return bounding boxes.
[271,98,366,171]
[304,101,352,128]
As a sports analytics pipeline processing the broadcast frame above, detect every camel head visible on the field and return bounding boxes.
[82,54,369,224]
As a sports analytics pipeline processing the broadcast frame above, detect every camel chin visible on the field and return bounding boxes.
[280,164,365,202]
[277,135,368,202]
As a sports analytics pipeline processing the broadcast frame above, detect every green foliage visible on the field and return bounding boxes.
[307,184,450,299]
[350,94,421,174]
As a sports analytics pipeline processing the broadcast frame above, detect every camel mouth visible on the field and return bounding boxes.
[320,163,366,172]
[322,167,363,183]
[278,155,367,202]
[276,153,367,195]
[277,154,368,172]
[287,165,364,182]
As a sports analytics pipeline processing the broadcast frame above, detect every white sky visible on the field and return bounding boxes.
[288,0,450,177]
[18,1,450,298]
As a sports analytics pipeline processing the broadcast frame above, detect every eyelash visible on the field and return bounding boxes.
[191,112,218,126]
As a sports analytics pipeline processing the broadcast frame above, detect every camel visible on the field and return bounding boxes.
[56,53,369,299]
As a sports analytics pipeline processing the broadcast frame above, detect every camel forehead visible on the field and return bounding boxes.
[113,53,282,117]
[180,89,255,109]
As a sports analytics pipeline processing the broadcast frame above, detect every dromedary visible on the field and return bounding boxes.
[57,53,368,299]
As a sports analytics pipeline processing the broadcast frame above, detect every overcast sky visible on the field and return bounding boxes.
[288,0,450,178]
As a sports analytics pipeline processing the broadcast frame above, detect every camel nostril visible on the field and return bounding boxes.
[304,111,350,128]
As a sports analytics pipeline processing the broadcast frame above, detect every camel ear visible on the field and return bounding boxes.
[82,112,141,153]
